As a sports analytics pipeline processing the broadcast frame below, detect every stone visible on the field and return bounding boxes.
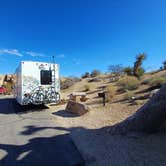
[65,101,89,115]
[150,88,160,97]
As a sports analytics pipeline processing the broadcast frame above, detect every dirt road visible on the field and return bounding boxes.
[0,98,84,166]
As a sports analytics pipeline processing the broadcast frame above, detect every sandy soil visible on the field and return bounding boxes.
[49,101,166,166]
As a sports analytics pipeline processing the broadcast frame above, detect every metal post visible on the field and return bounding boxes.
[52,56,56,90]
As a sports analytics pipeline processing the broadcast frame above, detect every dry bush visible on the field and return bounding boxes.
[105,84,117,102]
[141,78,150,85]
[61,77,80,90]
[148,77,166,87]
[117,76,140,91]
[84,84,91,92]
[123,90,134,100]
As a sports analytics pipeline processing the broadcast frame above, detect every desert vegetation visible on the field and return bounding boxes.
[60,77,81,90]
[81,70,101,79]
[117,76,140,91]
[105,84,117,102]
[83,84,91,92]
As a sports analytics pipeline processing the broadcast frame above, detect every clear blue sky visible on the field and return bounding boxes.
[0,0,166,76]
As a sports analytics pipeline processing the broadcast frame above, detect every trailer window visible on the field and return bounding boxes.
[40,70,52,85]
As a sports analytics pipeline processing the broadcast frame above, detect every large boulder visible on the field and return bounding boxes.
[110,85,166,134]
[65,101,90,115]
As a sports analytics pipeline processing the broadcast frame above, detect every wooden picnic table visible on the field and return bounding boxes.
[69,92,87,102]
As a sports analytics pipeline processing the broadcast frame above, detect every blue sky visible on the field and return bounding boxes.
[0,0,166,76]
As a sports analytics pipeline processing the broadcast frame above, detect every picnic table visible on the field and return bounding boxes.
[69,92,87,102]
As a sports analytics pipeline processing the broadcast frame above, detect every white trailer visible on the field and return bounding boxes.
[14,61,60,105]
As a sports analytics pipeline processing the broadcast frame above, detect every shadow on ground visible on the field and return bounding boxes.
[0,98,85,166]
[135,85,161,94]
[0,98,49,114]
[2,124,166,166]
[0,133,84,166]
[52,110,80,118]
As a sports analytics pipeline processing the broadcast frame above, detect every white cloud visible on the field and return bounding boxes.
[73,58,80,65]
[56,54,65,58]
[0,49,23,57]
[25,51,45,57]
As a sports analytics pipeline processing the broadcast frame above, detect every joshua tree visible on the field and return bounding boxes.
[133,53,146,78]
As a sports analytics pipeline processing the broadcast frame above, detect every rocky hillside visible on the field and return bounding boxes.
[61,70,166,102]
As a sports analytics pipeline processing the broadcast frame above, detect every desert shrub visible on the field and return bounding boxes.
[84,84,91,92]
[60,77,80,90]
[148,77,166,87]
[123,67,133,76]
[108,64,124,76]
[90,70,100,77]
[117,76,140,91]
[105,85,117,102]
[141,79,150,85]
[82,72,90,78]
[123,90,134,100]
[137,68,145,78]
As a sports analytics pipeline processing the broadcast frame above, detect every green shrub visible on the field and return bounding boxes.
[123,67,133,76]
[117,76,140,91]
[149,77,166,87]
[137,68,145,78]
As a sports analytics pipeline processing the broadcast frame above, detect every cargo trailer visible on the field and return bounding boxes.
[14,61,60,105]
